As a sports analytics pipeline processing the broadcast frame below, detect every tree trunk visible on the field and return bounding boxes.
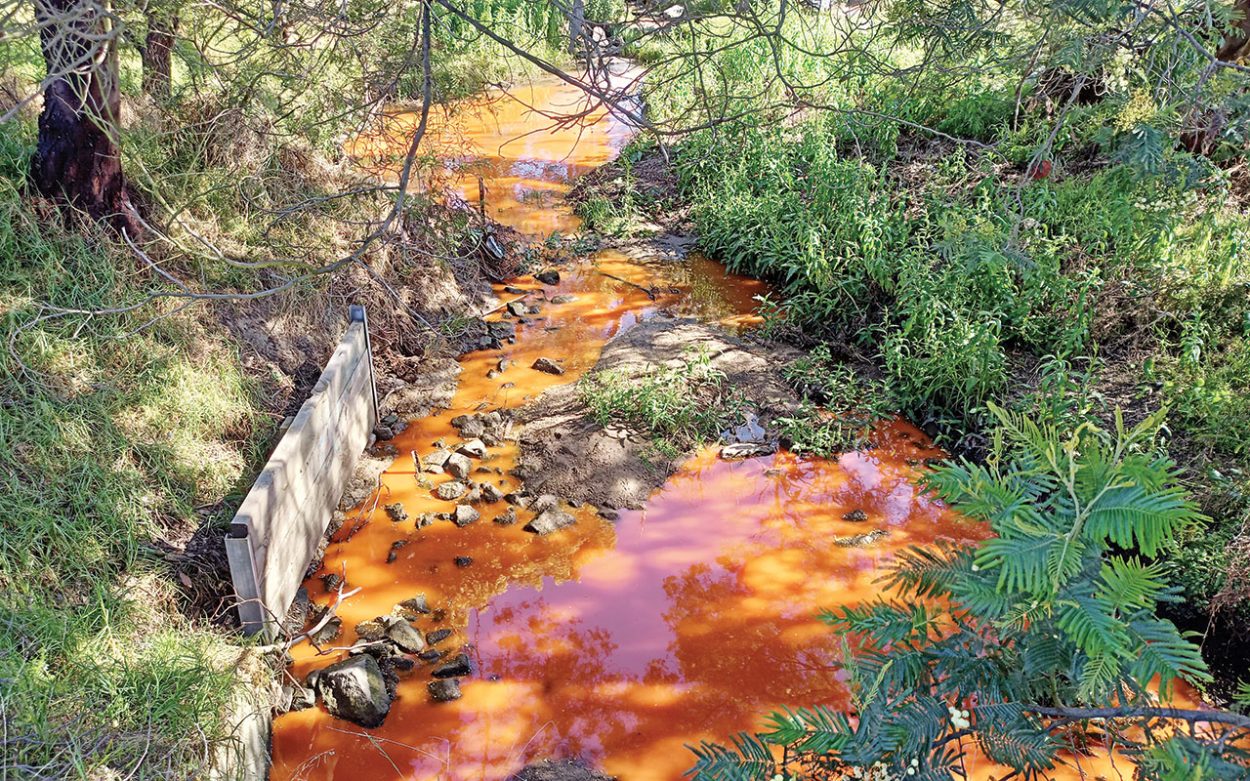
[142,9,177,101]
[31,0,140,234]
[1217,0,1250,62]
[568,0,585,54]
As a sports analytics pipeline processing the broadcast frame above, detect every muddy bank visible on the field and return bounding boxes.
[513,315,803,509]
[225,204,528,421]
[170,202,531,642]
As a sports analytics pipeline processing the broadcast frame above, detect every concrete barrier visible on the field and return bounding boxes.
[226,306,378,637]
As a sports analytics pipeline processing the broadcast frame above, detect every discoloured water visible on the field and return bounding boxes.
[269,71,1204,781]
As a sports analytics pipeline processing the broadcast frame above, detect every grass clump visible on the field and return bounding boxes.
[574,140,669,238]
[776,346,894,455]
[0,140,260,774]
[580,347,742,458]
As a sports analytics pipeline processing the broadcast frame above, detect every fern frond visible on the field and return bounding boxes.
[1098,557,1165,609]
[1082,485,1199,557]
[686,734,776,781]
[1127,617,1211,690]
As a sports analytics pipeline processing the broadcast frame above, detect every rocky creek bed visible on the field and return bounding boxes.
[265,70,965,781]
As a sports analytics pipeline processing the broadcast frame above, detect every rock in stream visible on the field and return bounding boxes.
[524,508,576,535]
[314,655,393,728]
[531,357,565,375]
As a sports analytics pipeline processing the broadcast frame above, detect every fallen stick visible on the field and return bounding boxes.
[596,269,657,300]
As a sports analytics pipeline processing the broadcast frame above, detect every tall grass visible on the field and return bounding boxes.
[671,117,1250,435]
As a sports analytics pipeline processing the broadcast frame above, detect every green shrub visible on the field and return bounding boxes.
[689,407,1243,779]
[777,347,894,454]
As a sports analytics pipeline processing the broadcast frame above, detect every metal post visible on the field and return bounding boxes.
[349,305,379,425]
[224,521,267,635]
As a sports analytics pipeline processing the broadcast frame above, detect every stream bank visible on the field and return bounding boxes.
[575,126,1250,698]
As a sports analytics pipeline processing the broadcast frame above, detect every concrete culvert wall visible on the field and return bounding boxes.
[226,305,379,638]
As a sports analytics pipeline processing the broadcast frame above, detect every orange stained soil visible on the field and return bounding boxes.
[269,71,1216,781]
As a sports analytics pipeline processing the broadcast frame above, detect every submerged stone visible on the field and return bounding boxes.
[395,594,430,618]
[504,491,531,507]
[383,618,426,654]
[432,653,473,679]
[833,528,890,547]
[285,685,316,713]
[531,357,565,375]
[354,618,387,642]
[453,504,481,527]
[428,678,462,702]
[386,539,409,563]
[320,572,343,593]
[422,449,453,473]
[494,507,518,526]
[446,452,473,479]
[435,481,468,501]
[309,616,342,646]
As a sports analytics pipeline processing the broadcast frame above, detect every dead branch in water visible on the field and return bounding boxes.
[596,269,657,300]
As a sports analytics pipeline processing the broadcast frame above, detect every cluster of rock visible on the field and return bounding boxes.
[287,277,615,728]
[496,273,574,376]
[280,593,474,727]
[372,410,406,442]
[385,411,588,536]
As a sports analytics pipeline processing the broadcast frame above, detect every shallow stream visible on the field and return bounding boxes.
[267,71,1169,781]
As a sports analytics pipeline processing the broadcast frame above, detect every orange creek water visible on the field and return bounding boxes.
[268,74,1206,781]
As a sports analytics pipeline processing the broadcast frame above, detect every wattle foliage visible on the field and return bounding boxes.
[688,405,1250,780]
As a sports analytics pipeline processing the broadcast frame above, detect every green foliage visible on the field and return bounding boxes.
[575,140,668,237]
[688,408,1246,780]
[0,130,255,777]
[673,123,1105,422]
[671,101,1249,446]
[580,347,742,455]
[776,347,894,455]
[1151,333,1250,461]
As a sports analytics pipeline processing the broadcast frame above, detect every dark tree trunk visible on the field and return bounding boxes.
[142,9,177,100]
[1217,0,1250,61]
[567,0,585,54]
[32,0,140,235]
